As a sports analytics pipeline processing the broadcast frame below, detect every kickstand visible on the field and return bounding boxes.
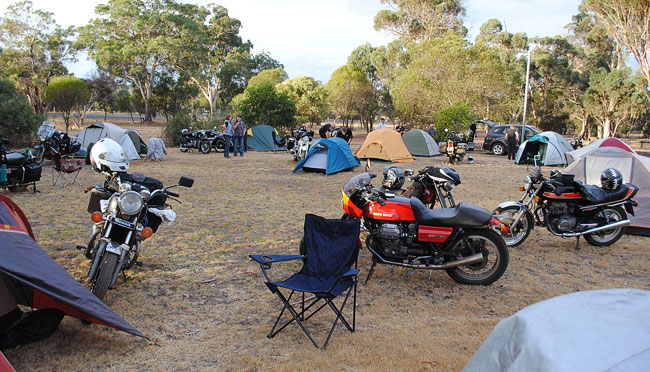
[575,236,580,250]
[121,270,128,283]
[428,271,433,281]
[364,260,377,285]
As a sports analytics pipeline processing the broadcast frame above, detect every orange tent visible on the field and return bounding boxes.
[355,128,414,163]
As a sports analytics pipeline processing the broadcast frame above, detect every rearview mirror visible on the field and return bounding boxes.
[179,176,194,188]
[404,169,414,177]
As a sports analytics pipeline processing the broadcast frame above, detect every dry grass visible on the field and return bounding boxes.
[3,119,649,371]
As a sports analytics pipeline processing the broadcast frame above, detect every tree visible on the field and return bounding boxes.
[87,69,118,121]
[247,68,288,89]
[80,0,197,121]
[277,76,329,126]
[584,67,638,137]
[0,79,44,146]
[233,83,296,130]
[435,100,474,137]
[585,0,650,100]
[374,0,467,42]
[152,71,196,120]
[348,43,384,131]
[217,50,283,106]
[45,76,90,134]
[325,65,372,129]
[0,0,76,114]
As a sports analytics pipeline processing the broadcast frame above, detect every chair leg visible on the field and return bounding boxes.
[270,293,324,337]
[322,286,354,350]
[271,290,321,349]
[365,260,377,285]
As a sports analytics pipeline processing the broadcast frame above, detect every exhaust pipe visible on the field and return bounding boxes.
[367,246,484,270]
[560,220,630,237]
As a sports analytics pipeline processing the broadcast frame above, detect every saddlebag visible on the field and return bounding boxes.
[87,186,112,213]
[22,163,42,183]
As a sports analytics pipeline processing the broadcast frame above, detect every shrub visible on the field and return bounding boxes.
[0,80,44,147]
[162,115,193,147]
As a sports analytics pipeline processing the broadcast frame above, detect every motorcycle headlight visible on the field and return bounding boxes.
[523,175,532,190]
[119,191,144,215]
[443,180,455,192]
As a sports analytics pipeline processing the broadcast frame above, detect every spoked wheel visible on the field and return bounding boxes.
[446,229,509,285]
[584,206,627,246]
[214,139,225,153]
[199,140,212,154]
[91,252,119,301]
[494,206,533,247]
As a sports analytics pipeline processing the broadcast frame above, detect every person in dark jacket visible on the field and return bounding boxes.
[319,123,335,138]
[505,124,519,160]
[336,126,353,144]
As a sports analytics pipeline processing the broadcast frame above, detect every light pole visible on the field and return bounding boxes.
[521,47,532,145]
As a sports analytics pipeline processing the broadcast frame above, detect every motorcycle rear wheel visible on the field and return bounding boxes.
[92,252,119,301]
[494,206,533,247]
[445,229,509,285]
[214,139,225,153]
[584,206,626,246]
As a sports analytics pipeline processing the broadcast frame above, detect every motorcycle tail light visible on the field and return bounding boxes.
[141,227,153,239]
[91,211,103,223]
[518,186,524,192]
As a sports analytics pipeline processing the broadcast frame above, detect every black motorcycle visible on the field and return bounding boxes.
[570,137,584,150]
[287,126,314,161]
[179,127,205,152]
[0,139,42,192]
[439,129,469,164]
[198,128,233,154]
[494,162,638,248]
[82,172,194,301]
[399,166,461,208]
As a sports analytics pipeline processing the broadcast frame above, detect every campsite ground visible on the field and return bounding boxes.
[4,119,650,371]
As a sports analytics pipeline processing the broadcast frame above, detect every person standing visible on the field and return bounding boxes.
[375,118,387,130]
[233,115,246,157]
[505,124,519,161]
[395,122,405,135]
[222,114,233,158]
[427,124,436,139]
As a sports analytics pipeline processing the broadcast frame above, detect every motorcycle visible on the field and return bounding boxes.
[32,122,81,163]
[338,172,510,285]
[198,128,234,154]
[289,126,314,161]
[398,166,461,209]
[439,129,468,164]
[0,138,42,192]
[493,158,638,248]
[179,127,203,152]
[81,171,194,301]
[570,137,584,150]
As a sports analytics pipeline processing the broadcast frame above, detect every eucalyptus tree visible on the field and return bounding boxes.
[0,0,77,114]
[79,0,197,121]
[325,65,372,128]
[277,76,329,126]
[45,76,90,133]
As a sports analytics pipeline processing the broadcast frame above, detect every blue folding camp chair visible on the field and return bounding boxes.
[250,214,361,349]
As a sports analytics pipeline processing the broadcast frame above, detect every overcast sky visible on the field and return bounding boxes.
[0,0,582,83]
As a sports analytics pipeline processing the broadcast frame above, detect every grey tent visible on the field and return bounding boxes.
[565,146,650,235]
[515,131,573,166]
[402,129,440,157]
[246,125,284,151]
[463,289,650,372]
[146,138,167,161]
[75,122,147,160]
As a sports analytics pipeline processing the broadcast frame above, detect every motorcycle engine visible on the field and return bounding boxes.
[375,223,425,257]
[547,202,577,232]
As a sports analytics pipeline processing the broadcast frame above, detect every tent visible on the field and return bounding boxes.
[0,194,146,340]
[293,137,360,175]
[246,125,284,151]
[565,146,650,235]
[515,131,573,166]
[566,137,634,164]
[75,122,147,160]
[402,129,440,157]
[463,289,650,372]
[355,128,414,163]
[146,137,167,161]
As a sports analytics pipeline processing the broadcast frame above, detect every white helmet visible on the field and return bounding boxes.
[90,138,129,173]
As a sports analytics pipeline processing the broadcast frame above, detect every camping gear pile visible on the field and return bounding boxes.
[0,139,42,193]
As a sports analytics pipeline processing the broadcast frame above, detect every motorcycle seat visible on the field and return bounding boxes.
[574,181,638,204]
[2,151,27,166]
[410,198,492,228]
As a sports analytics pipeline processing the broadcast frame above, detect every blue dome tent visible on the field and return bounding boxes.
[293,137,359,175]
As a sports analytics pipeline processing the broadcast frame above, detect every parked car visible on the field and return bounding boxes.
[482,124,540,156]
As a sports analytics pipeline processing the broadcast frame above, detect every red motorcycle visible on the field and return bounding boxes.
[341,173,510,285]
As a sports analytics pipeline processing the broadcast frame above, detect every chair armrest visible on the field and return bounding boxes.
[249,254,304,264]
[341,268,359,278]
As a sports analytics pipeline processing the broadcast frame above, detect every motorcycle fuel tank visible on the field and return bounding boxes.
[365,196,415,221]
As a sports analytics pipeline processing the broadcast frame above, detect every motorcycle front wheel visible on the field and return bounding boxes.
[494,206,533,247]
[92,252,119,301]
[199,140,212,154]
[445,229,509,285]
[584,206,627,246]
[214,138,225,153]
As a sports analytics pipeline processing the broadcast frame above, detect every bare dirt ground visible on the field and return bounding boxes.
[3,120,649,371]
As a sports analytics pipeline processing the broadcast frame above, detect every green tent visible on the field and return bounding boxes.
[246,125,285,151]
[402,129,440,157]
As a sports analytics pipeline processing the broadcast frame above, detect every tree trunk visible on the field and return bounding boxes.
[603,116,611,138]
[578,114,588,139]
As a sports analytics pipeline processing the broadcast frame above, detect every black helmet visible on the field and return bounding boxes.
[601,168,623,191]
[382,166,405,190]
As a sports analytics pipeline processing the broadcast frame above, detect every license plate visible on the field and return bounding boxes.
[112,217,135,229]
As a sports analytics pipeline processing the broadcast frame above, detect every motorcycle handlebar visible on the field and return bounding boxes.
[167,191,179,198]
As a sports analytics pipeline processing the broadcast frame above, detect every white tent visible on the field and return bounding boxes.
[566,137,635,165]
[463,289,650,372]
[565,146,650,235]
[75,122,145,160]
[515,131,574,166]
